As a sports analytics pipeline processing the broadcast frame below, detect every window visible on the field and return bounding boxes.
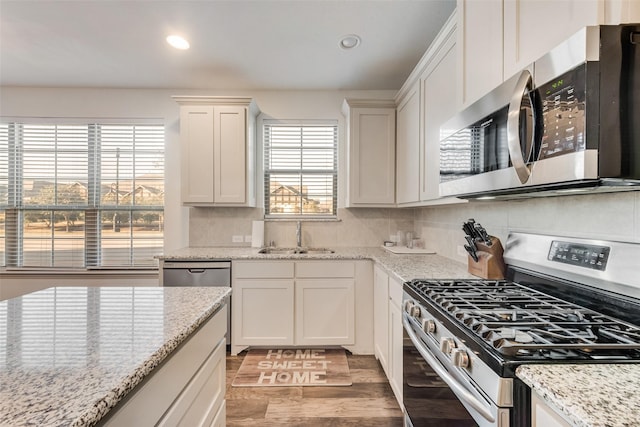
[263,121,337,217]
[0,121,164,268]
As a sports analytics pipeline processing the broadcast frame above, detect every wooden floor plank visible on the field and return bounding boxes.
[302,382,395,399]
[227,417,404,427]
[265,397,403,419]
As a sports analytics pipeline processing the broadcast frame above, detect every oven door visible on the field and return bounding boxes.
[402,311,508,427]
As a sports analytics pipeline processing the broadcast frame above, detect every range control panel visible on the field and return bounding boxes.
[548,240,610,271]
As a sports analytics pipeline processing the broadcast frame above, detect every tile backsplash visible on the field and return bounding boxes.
[189,207,414,248]
[188,192,640,265]
[414,191,640,264]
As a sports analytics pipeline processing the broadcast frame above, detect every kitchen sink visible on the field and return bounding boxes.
[298,248,335,254]
[258,247,335,255]
[258,247,297,254]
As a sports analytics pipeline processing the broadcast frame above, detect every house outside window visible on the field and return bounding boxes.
[0,121,164,268]
[263,121,337,218]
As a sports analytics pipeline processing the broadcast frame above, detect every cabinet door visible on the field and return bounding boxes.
[458,0,503,107]
[396,83,421,205]
[213,105,247,204]
[180,106,214,204]
[232,279,294,347]
[388,277,404,405]
[503,0,601,80]
[373,265,390,374]
[349,107,396,205]
[531,392,571,427]
[295,279,355,345]
[421,33,458,201]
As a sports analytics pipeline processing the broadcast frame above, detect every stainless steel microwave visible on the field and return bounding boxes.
[439,24,640,199]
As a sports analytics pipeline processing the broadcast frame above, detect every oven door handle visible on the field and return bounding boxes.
[402,312,496,423]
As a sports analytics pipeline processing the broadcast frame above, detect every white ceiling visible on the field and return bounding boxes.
[0,0,456,91]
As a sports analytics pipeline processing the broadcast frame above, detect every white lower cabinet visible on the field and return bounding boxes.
[102,306,228,427]
[373,264,403,407]
[232,260,369,355]
[232,279,295,349]
[388,275,404,406]
[295,279,355,345]
[373,265,390,374]
[531,392,571,427]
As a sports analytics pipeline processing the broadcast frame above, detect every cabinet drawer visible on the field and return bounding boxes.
[158,337,226,427]
[233,261,294,278]
[295,261,355,278]
[389,276,403,308]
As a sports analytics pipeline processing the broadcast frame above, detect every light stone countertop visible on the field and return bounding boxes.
[159,246,476,282]
[162,246,640,427]
[517,364,640,427]
[0,286,231,427]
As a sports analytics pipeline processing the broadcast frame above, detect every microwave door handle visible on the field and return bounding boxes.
[507,69,534,184]
[402,313,496,423]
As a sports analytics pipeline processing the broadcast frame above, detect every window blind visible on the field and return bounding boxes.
[263,122,337,217]
[0,124,8,266]
[0,121,164,269]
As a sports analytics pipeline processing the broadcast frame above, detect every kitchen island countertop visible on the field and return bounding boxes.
[0,286,230,427]
[517,363,640,427]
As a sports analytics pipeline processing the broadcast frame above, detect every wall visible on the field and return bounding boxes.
[414,191,640,264]
[0,86,398,295]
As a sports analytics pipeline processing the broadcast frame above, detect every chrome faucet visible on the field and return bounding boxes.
[296,221,302,248]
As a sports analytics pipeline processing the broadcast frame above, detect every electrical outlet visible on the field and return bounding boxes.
[457,245,467,257]
[244,235,252,243]
[232,235,244,243]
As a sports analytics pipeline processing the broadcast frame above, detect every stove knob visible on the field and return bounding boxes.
[403,300,414,314]
[422,319,436,333]
[451,348,470,368]
[440,337,456,355]
[410,305,421,318]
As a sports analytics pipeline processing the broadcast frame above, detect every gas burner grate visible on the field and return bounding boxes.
[406,279,640,357]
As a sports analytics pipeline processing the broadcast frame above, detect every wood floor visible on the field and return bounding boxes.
[225,350,404,426]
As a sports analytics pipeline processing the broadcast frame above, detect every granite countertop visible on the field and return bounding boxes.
[161,246,640,426]
[159,246,476,282]
[517,364,640,427]
[0,286,231,427]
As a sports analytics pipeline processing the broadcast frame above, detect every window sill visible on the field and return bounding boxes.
[0,268,158,276]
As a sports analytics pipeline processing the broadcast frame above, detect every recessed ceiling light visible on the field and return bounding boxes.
[166,35,190,50]
[339,34,361,50]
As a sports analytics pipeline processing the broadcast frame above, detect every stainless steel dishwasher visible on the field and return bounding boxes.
[161,261,231,344]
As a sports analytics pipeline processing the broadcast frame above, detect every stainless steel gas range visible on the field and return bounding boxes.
[402,232,640,427]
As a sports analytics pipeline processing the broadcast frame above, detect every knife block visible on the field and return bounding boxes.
[467,236,506,280]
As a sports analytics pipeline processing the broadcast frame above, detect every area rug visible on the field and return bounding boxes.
[232,348,352,387]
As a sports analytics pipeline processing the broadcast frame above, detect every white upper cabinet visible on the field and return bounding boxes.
[457,0,640,107]
[503,0,602,80]
[457,0,504,107]
[174,96,259,207]
[395,82,420,205]
[420,21,459,202]
[342,99,396,207]
[394,12,464,205]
